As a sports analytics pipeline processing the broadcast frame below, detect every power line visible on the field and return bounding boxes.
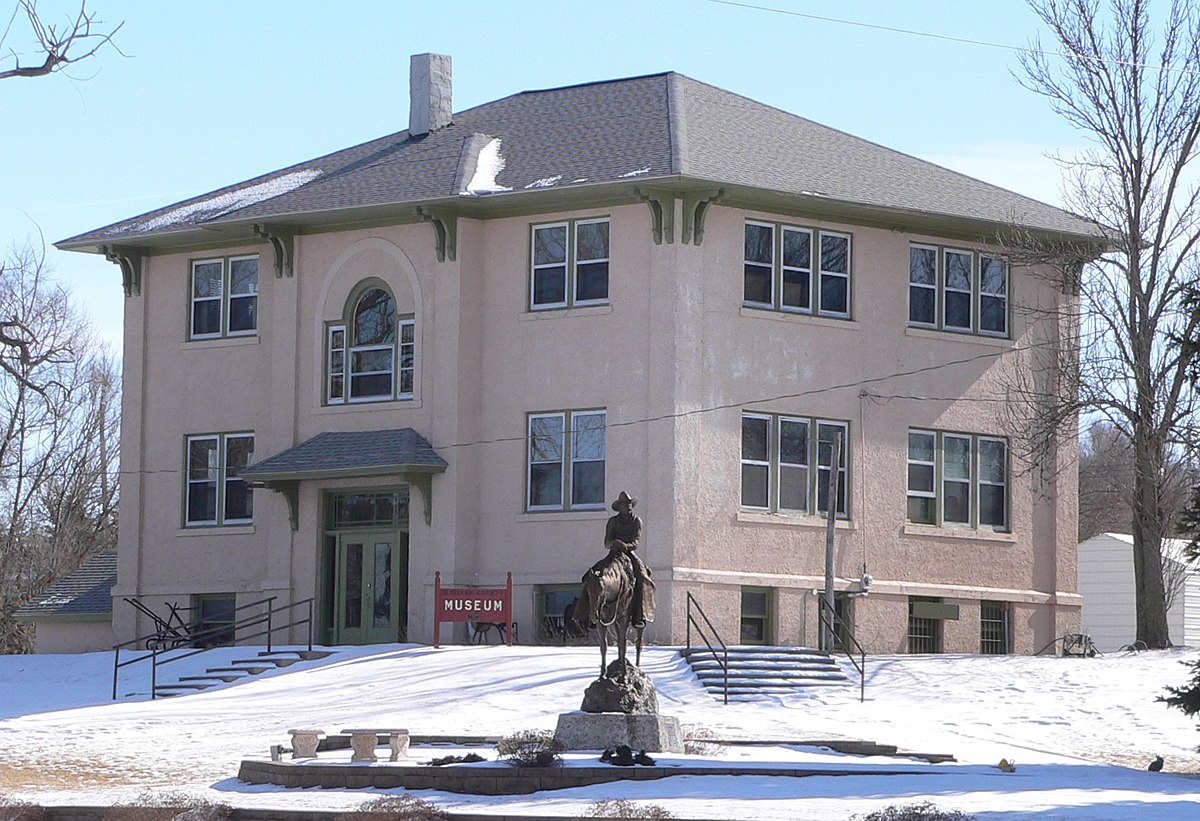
[702,0,1200,77]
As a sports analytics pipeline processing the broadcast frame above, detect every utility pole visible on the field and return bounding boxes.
[823,431,840,653]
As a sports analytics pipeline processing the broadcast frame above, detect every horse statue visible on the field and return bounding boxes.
[575,544,644,680]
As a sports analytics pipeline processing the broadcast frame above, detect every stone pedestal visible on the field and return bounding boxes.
[553,711,684,753]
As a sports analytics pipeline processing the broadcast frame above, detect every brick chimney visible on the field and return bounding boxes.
[409,53,453,137]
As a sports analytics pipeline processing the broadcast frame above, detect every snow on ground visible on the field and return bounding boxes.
[2,644,1199,819]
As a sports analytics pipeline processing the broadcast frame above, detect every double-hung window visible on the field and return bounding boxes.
[326,285,416,404]
[527,409,607,511]
[741,413,848,516]
[744,221,851,318]
[530,218,610,309]
[186,433,254,526]
[908,245,1008,337]
[190,256,259,339]
[907,430,1008,530]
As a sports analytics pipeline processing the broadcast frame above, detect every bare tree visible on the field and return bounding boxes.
[0,0,121,81]
[1014,0,1200,648]
[0,243,118,652]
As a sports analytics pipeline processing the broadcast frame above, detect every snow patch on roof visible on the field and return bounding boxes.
[462,138,512,195]
[618,166,651,178]
[117,169,323,233]
[524,175,563,189]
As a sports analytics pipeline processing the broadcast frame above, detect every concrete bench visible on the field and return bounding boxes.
[342,728,410,762]
[286,728,325,759]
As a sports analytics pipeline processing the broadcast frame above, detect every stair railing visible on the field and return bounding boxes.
[817,596,866,702]
[112,596,315,700]
[685,592,729,704]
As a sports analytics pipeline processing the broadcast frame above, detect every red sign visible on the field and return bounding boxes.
[433,571,513,647]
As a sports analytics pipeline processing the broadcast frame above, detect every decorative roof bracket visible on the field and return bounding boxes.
[634,187,675,245]
[417,207,458,262]
[252,224,296,278]
[248,480,300,531]
[409,473,435,526]
[100,245,143,297]
[682,188,724,246]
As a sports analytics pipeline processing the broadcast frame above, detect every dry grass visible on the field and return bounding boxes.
[0,758,166,791]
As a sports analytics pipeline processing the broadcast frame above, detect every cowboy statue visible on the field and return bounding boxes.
[593,490,656,627]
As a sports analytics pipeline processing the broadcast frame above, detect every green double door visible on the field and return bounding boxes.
[331,531,408,644]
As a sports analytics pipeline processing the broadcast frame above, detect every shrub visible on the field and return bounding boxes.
[336,794,449,820]
[495,728,563,767]
[584,798,675,819]
[0,794,48,821]
[851,801,976,821]
[106,790,233,820]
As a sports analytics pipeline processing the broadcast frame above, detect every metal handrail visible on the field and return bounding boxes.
[685,591,729,705]
[817,596,866,702]
[112,596,315,700]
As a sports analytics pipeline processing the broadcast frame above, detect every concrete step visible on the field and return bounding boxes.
[205,666,261,676]
[180,673,244,683]
[232,657,298,668]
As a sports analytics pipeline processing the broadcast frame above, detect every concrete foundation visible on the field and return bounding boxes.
[553,711,683,753]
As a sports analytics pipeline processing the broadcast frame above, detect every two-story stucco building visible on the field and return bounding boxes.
[59,55,1097,654]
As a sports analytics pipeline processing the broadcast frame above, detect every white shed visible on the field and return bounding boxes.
[1078,533,1200,652]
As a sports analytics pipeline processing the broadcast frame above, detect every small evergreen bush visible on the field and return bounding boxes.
[584,798,676,819]
[851,801,976,821]
[337,794,449,820]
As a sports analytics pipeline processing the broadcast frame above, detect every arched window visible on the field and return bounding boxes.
[327,284,415,403]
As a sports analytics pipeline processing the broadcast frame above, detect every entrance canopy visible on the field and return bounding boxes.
[242,428,447,529]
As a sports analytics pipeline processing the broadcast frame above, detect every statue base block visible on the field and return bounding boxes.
[553,711,684,754]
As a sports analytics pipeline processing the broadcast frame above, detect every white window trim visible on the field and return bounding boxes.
[185,432,254,527]
[817,231,851,319]
[530,218,611,311]
[189,256,259,341]
[978,254,1010,338]
[225,254,260,338]
[943,248,974,333]
[740,412,773,512]
[908,244,939,329]
[905,429,1009,532]
[743,221,852,319]
[325,289,417,406]
[526,409,607,512]
[942,432,973,526]
[780,226,813,314]
[906,430,938,524]
[740,412,850,518]
[530,222,570,311]
[398,319,416,399]
[568,409,608,510]
[572,218,611,308]
[776,415,810,514]
[327,324,346,402]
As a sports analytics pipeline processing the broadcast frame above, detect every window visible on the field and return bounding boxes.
[908,244,1008,337]
[186,433,254,526]
[192,593,236,647]
[527,410,606,511]
[907,430,1008,530]
[908,597,943,654]
[740,587,771,644]
[980,600,1010,654]
[741,413,848,516]
[530,218,610,309]
[326,285,416,404]
[744,221,851,317]
[190,256,258,339]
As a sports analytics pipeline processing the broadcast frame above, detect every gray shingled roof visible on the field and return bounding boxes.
[241,429,447,481]
[14,549,116,618]
[57,71,1096,249]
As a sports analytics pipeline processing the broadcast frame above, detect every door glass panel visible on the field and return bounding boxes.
[373,542,392,629]
[344,543,363,629]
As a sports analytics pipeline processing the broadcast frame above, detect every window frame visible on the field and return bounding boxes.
[740,412,849,518]
[906,429,1009,531]
[324,282,417,406]
[184,432,254,527]
[906,244,1010,339]
[743,220,852,319]
[529,217,611,311]
[188,255,259,340]
[526,409,607,512]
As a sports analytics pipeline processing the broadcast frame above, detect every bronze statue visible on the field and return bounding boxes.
[576,491,656,679]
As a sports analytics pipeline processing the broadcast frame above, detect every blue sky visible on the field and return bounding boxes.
[0,0,1086,352]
